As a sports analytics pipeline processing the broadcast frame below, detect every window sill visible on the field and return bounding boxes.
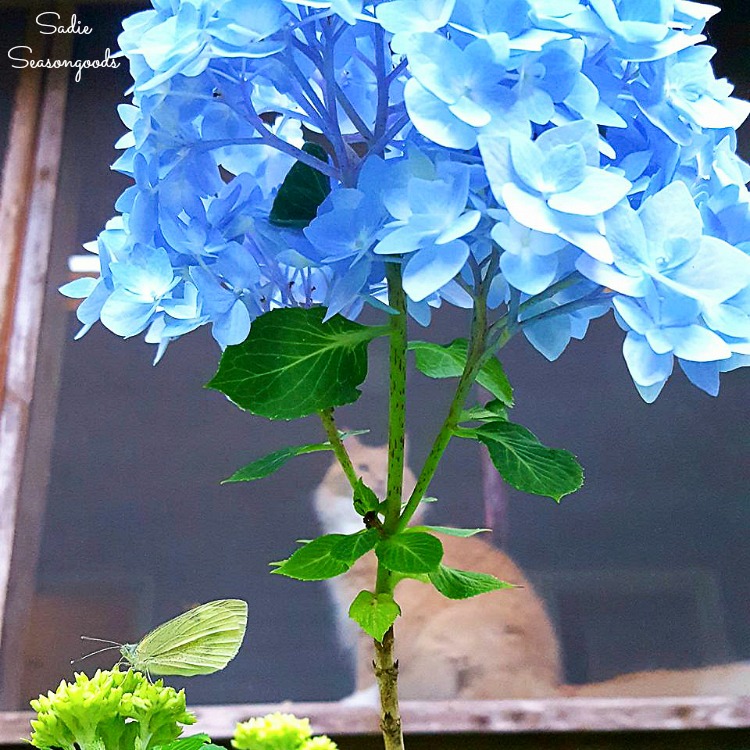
[3,696,750,744]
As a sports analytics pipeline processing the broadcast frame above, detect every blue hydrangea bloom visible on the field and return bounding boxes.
[64,0,750,398]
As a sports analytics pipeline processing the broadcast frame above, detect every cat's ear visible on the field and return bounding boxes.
[403,432,410,458]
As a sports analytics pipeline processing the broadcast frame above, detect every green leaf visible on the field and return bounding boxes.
[409,339,513,406]
[457,421,583,502]
[353,478,380,516]
[460,399,508,424]
[269,142,330,228]
[332,529,379,564]
[375,531,443,574]
[206,307,385,420]
[271,535,353,580]
[428,564,514,600]
[223,430,367,483]
[412,525,490,537]
[224,444,327,482]
[348,590,401,642]
[155,737,222,750]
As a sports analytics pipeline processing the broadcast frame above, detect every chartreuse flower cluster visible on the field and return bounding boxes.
[232,713,337,750]
[61,0,750,401]
[29,669,196,750]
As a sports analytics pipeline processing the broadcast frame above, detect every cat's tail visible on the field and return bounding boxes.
[560,662,750,698]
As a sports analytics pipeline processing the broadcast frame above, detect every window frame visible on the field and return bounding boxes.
[0,5,74,712]
[0,0,748,741]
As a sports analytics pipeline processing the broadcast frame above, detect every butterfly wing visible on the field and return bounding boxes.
[133,599,248,677]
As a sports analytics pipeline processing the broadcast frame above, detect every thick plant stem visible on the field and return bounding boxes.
[383,263,408,534]
[373,627,403,750]
[370,264,409,750]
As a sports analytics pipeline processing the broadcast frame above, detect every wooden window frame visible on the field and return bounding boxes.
[0,1,749,743]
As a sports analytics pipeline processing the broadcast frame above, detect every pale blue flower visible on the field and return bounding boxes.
[398,33,515,149]
[614,289,734,401]
[66,0,750,399]
[492,215,570,295]
[120,0,290,92]
[633,46,750,145]
[521,279,611,361]
[100,245,178,337]
[577,182,750,305]
[480,121,631,262]
[587,0,715,61]
[190,242,263,346]
[375,153,480,255]
[375,0,456,35]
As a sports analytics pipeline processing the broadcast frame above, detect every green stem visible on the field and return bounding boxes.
[318,408,358,489]
[365,267,597,749]
[396,294,489,532]
[373,627,403,750]
[485,272,586,344]
[372,264,408,750]
[383,263,408,535]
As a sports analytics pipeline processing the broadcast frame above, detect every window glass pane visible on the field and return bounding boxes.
[18,1,750,712]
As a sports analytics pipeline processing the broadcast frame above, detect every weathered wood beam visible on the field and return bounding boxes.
[0,9,73,710]
[4,696,750,744]
[0,18,45,406]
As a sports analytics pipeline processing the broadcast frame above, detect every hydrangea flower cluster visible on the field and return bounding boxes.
[62,0,750,400]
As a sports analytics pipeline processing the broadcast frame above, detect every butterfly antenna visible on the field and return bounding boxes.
[70,644,122,665]
[80,636,122,645]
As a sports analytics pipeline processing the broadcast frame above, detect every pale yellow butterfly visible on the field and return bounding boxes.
[75,599,248,678]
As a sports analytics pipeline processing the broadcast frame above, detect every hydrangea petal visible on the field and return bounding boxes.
[435,210,481,244]
[660,324,732,362]
[547,169,631,215]
[679,359,720,396]
[402,33,466,103]
[376,0,456,34]
[509,137,546,192]
[638,181,702,261]
[622,331,673,387]
[702,302,750,339]
[523,314,571,361]
[542,143,587,193]
[500,248,558,295]
[59,277,99,298]
[501,183,559,233]
[659,237,750,304]
[325,257,372,320]
[404,79,478,149]
[100,290,157,337]
[576,255,648,297]
[402,240,470,301]
[212,300,251,347]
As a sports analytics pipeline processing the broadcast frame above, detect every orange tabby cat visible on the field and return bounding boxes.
[313,436,562,701]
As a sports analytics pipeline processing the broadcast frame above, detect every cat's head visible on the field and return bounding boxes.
[313,434,419,535]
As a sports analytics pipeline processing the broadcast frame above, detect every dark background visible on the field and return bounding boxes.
[1,1,748,707]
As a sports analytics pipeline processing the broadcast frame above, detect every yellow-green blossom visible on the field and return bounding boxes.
[232,713,337,750]
[29,669,195,750]
[301,736,338,750]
